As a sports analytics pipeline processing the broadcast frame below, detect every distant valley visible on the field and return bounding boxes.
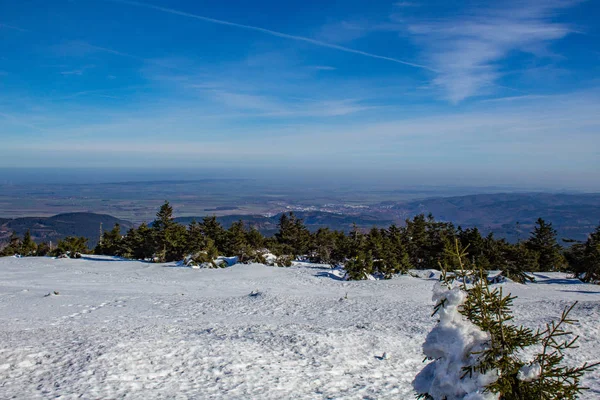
[1,192,598,247]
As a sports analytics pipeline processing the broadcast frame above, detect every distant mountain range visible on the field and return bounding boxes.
[1,193,598,248]
[388,193,600,242]
[0,213,132,248]
[174,212,394,237]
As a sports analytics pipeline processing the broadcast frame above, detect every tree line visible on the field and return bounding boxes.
[1,201,599,283]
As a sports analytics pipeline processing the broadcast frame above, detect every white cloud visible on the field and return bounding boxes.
[394,2,417,7]
[311,66,337,71]
[403,1,577,102]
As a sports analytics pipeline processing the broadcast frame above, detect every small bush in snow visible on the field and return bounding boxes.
[344,251,374,280]
[275,255,293,267]
[414,239,599,400]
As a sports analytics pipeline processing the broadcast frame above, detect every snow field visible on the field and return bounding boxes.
[0,256,599,399]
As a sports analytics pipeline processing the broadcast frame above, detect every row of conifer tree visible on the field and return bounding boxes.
[1,201,599,283]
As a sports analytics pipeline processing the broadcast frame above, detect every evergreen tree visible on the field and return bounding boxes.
[344,250,374,280]
[330,230,352,266]
[154,201,175,232]
[367,227,409,278]
[500,242,538,283]
[245,226,265,250]
[458,227,489,268]
[123,223,155,260]
[310,227,337,264]
[225,220,250,262]
[152,201,187,262]
[20,230,37,256]
[526,218,566,271]
[385,224,412,273]
[164,223,188,262]
[0,233,22,256]
[55,236,88,258]
[415,240,599,399]
[200,216,227,253]
[275,212,310,258]
[426,215,456,268]
[186,220,205,254]
[348,223,365,258]
[36,242,51,256]
[566,224,600,283]
[94,223,123,256]
[189,237,220,267]
[406,214,429,269]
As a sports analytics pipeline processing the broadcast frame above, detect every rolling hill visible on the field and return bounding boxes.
[0,213,133,247]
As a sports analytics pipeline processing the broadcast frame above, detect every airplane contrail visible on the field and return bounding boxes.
[106,0,436,72]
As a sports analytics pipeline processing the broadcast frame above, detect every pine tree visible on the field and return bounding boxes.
[386,224,412,273]
[275,212,310,258]
[344,250,373,280]
[310,227,336,264]
[331,230,352,266]
[55,236,88,258]
[458,227,489,268]
[501,242,538,283]
[151,201,187,262]
[527,218,566,271]
[36,242,51,256]
[186,220,205,254]
[200,216,227,253]
[154,201,175,232]
[225,220,250,262]
[95,223,123,256]
[245,226,265,250]
[566,224,600,283]
[415,240,599,399]
[348,223,365,258]
[406,214,429,269]
[20,230,37,256]
[124,223,155,260]
[164,223,188,262]
[189,237,220,267]
[0,233,22,256]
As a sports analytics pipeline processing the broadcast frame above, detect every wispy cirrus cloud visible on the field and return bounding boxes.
[394,2,418,8]
[50,40,139,59]
[0,23,29,32]
[315,20,370,44]
[60,65,95,76]
[196,87,375,118]
[104,0,434,71]
[403,0,578,103]
[310,65,337,71]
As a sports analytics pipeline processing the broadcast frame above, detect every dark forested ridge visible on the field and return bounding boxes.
[2,201,599,284]
[1,192,599,249]
[174,212,393,236]
[0,213,132,247]
[392,192,600,242]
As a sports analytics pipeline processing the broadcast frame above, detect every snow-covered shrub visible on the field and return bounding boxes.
[275,255,293,267]
[344,251,374,280]
[261,251,278,266]
[414,239,599,400]
[413,281,496,399]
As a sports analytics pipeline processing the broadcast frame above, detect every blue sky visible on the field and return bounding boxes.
[1,0,599,189]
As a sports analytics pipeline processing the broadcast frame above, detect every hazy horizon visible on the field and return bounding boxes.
[0,167,598,193]
[2,0,599,191]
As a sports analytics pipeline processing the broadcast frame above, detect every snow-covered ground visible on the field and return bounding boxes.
[1,256,599,399]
